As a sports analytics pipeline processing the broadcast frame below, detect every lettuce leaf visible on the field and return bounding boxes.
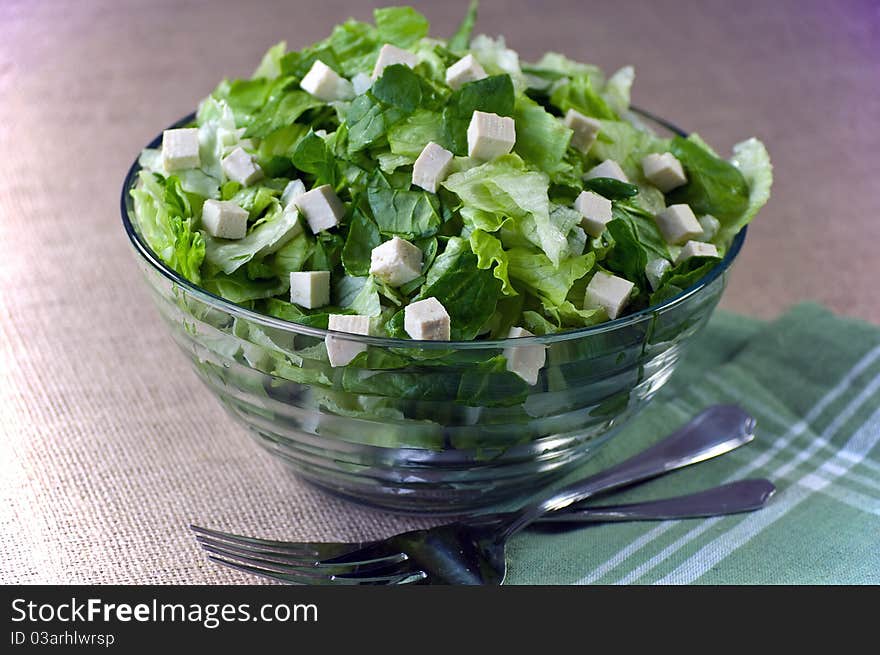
[719,137,773,246]
[374,6,430,48]
[131,172,205,284]
[512,95,572,174]
[468,229,516,296]
[507,248,595,307]
[550,74,617,120]
[204,203,302,275]
[442,155,569,266]
[387,109,447,157]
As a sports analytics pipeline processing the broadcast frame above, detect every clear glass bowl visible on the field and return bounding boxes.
[120,111,746,515]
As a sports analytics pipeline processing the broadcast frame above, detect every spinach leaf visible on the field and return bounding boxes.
[667,136,750,220]
[372,64,442,114]
[413,237,502,340]
[346,94,407,153]
[366,172,442,238]
[649,255,721,305]
[291,130,339,188]
[442,74,515,155]
[603,203,670,289]
[342,208,382,276]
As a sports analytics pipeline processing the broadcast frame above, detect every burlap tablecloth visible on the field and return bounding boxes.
[2,0,878,584]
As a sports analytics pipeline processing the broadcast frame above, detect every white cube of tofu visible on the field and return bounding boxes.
[293,184,345,233]
[641,152,688,192]
[445,54,487,90]
[584,271,634,320]
[201,199,248,240]
[326,314,371,367]
[404,297,450,341]
[574,190,613,238]
[222,147,263,186]
[411,142,454,193]
[162,128,201,171]
[372,43,419,79]
[281,178,307,209]
[369,237,423,287]
[584,159,629,183]
[503,326,546,386]
[675,240,720,264]
[654,204,703,245]
[467,111,516,161]
[351,72,373,96]
[563,109,601,154]
[300,60,354,102]
[645,258,672,291]
[289,271,330,309]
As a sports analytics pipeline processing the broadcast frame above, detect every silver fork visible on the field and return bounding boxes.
[192,404,765,585]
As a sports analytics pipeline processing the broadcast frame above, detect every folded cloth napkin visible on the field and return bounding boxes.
[507,303,880,584]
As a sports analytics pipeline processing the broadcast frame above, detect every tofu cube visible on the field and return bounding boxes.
[574,190,613,237]
[467,111,516,161]
[404,297,450,341]
[300,60,354,102]
[369,237,423,287]
[351,72,373,96]
[503,326,546,386]
[162,128,201,171]
[584,271,634,320]
[412,142,454,193]
[293,184,345,233]
[584,159,629,183]
[201,199,248,240]
[563,109,601,154]
[445,54,487,90]
[326,314,371,367]
[654,204,703,245]
[372,44,419,79]
[675,240,720,264]
[645,258,672,291]
[222,147,263,186]
[289,271,330,309]
[281,178,307,210]
[641,152,688,192]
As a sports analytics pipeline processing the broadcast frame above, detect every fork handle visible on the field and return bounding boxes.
[497,404,756,539]
[535,479,775,524]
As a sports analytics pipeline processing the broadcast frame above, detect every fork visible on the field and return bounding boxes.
[193,404,763,585]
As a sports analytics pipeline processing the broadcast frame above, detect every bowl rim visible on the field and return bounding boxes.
[120,109,746,349]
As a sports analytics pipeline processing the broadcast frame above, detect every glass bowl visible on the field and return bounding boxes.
[120,110,746,515]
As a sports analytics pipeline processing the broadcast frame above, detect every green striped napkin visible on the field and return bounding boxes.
[507,303,880,584]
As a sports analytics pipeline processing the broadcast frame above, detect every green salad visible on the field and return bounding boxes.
[132,2,772,358]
